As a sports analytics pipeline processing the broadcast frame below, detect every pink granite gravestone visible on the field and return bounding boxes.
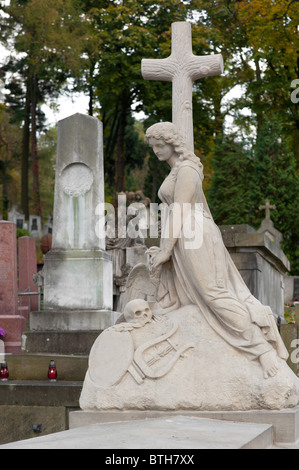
[0,221,26,353]
[18,236,38,316]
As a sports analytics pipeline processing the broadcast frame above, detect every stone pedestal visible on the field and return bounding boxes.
[0,222,26,353]
[80,305,299,412]
[219,224,290,319]
[43,250,112,312]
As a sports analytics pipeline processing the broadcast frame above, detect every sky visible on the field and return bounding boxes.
[41,92,90,127]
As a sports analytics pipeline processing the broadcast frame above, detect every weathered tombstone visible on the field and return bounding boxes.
[29,113,114,332]
[43,214,53,236]
[8,206,26,231]
[0,221,26,353]
[219,224,289,320]
[18,236,39,316]
[29,215,42,239]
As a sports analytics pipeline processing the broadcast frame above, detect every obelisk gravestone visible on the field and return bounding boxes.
[30,113,114,331]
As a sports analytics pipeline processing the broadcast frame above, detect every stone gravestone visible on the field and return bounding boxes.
[18,236,39,317]
[29,113,115,333]
[220,223,289,321]
[29,215,42,239]
[0,221,26,353]
[43,215,53,236]
[8,206,26,230]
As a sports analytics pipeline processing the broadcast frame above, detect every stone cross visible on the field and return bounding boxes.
[259,199,276,221]
[142,22,223,151]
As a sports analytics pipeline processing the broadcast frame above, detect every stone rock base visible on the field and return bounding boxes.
[80,305,299,412]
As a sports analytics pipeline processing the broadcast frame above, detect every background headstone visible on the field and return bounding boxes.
[30,113,114,332]
[0,221,26,353]
[29,215,42,239]
[220,224,289,320]
[42,215,53,236]
[8,206,26,231]
[18,236,39,316]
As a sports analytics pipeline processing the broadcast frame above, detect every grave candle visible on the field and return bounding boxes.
[48,359,57,382]
[0,361,9,381]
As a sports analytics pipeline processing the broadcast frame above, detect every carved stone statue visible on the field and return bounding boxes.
[144,122,287,379]
[80,122,299,412]
[80,22,299,412]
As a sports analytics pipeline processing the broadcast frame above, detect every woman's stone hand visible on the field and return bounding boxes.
[146,246,171,271]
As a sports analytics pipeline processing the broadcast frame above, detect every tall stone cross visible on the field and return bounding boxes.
[142,22,223,151]
[259,199,276,221]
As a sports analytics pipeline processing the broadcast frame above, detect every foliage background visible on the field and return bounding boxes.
[0,0,298,273]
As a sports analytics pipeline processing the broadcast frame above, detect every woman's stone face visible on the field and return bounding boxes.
[148,137,174,162]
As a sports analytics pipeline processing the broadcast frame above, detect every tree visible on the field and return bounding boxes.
[0,105,22,218]
[208,133,256,224]
[0,0,88,219]
[252,117,299,274]
[78,0,190,199]
[234,0,299,163]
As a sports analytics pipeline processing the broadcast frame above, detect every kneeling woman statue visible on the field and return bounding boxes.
[145,121,288,380]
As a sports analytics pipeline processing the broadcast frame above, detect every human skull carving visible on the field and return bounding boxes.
[123,299,153,327]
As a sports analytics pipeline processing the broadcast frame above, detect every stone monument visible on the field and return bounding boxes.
[18,236,39,315]
[28,215,42,239]
[219,221,289,321]
[8,206,26,230]
[29,113,115,332]
[0,221,26,353]
[80,22,299,412]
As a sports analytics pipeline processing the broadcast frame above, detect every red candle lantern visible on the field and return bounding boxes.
[48,359,57,382]
[0,361,9,381]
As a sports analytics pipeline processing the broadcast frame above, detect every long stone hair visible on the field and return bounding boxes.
[145,122,202,170]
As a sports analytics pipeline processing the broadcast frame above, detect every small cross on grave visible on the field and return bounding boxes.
[142,22,223,151]
[258,199,282,244]
[259,199,276,221]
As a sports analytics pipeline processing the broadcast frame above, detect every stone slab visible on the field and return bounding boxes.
[0,380,82,407]
[0,405,67,446]
[29,309,119,332]
[22,330,101,355]
[70,405,299,445]
[18,236,38,313]
[4,354,88,381]
[0,415,273,449]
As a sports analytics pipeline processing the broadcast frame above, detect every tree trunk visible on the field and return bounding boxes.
[254,58,263,145]
[21,80,31,220]
[213,87,224,142]
[30,74,42,218]
[115,92,129,194]
[88,62,95,116]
